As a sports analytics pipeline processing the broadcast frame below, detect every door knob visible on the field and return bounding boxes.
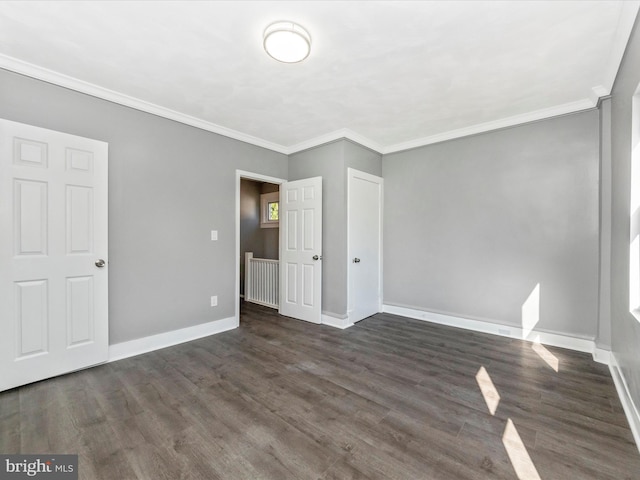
[353,258,361,263]
[313,255,322,261]
[95,259,106,268]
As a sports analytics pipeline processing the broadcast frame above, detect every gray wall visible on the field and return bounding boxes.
[0,69,288,345]
[239,179,279,295]
[610,16,640,414]
[344,140,383,176]
[383,111,600,339]
[289,139,381,317]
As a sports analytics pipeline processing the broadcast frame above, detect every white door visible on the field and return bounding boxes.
[348,168,383,323]
[279,177,322,324]
[0,119,108,392]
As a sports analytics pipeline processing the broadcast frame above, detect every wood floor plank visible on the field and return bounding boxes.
[177,393,299,480]
[0,389,20,454]
[0,301,638,479]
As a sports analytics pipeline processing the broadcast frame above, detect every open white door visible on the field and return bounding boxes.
[279,177,322,324]
[348,168,383,323]
[0,119,108,391]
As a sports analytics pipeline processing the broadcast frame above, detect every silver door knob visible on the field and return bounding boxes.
[95,259,106,268]
[313,255,322,261]
[353,258,361,263]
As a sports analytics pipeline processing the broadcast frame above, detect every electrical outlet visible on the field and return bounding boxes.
[211,230,218,241]
[210,295,218,307]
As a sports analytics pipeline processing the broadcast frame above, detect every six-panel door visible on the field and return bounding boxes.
[0,119,108,391]
[279,177,322,324]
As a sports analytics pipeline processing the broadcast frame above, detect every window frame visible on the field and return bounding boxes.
[260,191,279,228]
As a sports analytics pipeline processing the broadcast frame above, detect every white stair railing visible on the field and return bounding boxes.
[244,252,279,309]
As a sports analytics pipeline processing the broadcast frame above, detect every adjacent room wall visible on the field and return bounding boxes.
[239,179,279,296]
[288,139,382,318]
[382,110,600,339]
[260,182,280,259]
[0,69,288,345]
[610,15,640,419]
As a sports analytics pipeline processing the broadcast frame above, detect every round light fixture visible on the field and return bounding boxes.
[263,21,311,63]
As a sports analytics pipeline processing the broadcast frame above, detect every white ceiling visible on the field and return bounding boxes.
[0,1,637,154]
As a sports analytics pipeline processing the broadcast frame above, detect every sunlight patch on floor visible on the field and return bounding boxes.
[502,418,542,480]
[531,337,559,372]
[475,365,500,415]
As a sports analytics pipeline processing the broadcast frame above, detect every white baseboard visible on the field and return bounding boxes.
[322,313,354,330]
[382,304,603,359]
[610,354,640,454]
[108,316,237,362]
[593,347,612,365]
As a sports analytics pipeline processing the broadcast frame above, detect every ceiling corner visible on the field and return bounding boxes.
[601,1,640,92]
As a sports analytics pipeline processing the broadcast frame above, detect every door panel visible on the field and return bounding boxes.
[66,276,94,347]
[0,118,108,392]
[279,177,322,323]
[348,169,383,323]
[14,179,48,255]
[15,280,49,357]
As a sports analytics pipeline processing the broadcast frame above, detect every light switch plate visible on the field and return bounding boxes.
[211,230,218,241]
[210,295,218,307]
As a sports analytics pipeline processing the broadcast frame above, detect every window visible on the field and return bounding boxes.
[260,191,279,228]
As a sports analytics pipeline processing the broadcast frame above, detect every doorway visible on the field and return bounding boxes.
[235,170,324,327]
[235,170,285,325]
[240,177,280,308]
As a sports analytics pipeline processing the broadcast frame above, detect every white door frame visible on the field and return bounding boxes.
[235,170,286,326]
[347,168,383,323]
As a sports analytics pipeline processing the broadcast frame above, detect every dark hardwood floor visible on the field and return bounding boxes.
[1,302,639,479]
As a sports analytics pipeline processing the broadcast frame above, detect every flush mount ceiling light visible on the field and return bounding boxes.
[263,21,311,63]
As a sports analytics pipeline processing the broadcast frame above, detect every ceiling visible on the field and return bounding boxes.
[0,1,637,154]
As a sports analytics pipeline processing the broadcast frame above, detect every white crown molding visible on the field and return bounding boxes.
[602,1,640,94]
[285,96,601,155]
[591,85,610,104]
[285,128,384,155]
[340,128,385,153]
[0,53,290,154]
[108,316,236,362]
[381,98,596,155]
[0,43,628,158]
